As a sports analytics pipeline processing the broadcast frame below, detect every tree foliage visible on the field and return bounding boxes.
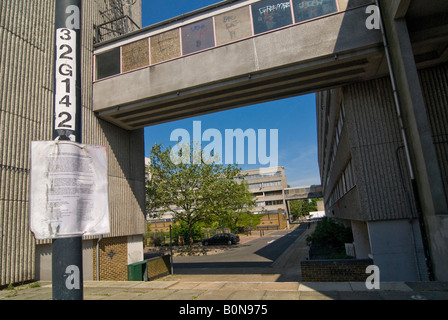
[146,143,255,245]
[289,199,319,220]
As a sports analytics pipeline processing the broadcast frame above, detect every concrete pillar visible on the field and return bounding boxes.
[127,235,144,265]
[378,2,447,215]
[367,219,428,281]
[351,220,371,259]
[379,0,448,280]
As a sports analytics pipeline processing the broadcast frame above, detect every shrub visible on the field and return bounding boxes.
[172,221,205,245]
[306,217,353,248]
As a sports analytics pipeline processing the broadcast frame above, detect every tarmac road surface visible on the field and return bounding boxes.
[173,224,307,276]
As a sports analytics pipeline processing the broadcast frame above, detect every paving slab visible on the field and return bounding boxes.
[227,290,267,300]
[377,282,413,291]
[349,282,372,291]
[195,290,235,300]
[405,281,448,292]
[414,291,448,300]
[193,282,227,290]
[3,288,51,300]
[84,281,138,288]
[131,289,179,300]
[102,291,146,300]
[84,287,128,299]
[338,291,383,300]
[378,291,420,300]
[161,289,205,300]
[39,281,52,288]
[257,282,299,291]
[299,282,353,292]
[167,282,202,290]
[262,290,301,300]
[133,281,179,289]
[221,282,262,291]
[298,291,338,300]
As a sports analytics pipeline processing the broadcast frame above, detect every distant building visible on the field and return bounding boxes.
[145,157,151,180]
[238,167,289,230]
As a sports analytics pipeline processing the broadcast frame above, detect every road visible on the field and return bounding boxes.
[173,224,307,276]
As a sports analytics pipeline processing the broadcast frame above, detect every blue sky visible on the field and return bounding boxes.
[141,0,321,187]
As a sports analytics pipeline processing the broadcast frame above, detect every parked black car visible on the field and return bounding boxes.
[202,233,240,246]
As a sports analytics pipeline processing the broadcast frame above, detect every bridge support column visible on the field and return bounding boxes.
[379,1,448,280]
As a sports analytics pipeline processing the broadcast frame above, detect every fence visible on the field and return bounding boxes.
[128,255,172,281]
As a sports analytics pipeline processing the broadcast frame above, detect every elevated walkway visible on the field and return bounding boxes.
[284,185,323,200]
[92,0,448,131]
[93,0,387,129]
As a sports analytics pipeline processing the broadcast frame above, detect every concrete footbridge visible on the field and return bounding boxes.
[92,0,389,130]
[92,0,447,131]
[284,185,323,200]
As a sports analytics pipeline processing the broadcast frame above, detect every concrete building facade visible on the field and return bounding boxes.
[0,1,145,286]
[316,2,448,280]
[241,167,288,215]
[240,167,290,230]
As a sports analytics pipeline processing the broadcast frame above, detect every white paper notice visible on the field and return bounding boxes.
[30,141,110,240]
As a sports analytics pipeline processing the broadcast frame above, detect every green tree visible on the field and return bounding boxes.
[206,170,257,233]
[289,200,303,220]
[146,143,255,247]
[172,220,205,245]
[289,199,319,220]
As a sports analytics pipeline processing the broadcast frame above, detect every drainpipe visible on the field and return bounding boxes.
[375,0,434,281]
[375,0,414,181]
[96,235,103,281]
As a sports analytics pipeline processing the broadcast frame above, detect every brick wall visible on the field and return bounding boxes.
[301,259,373,282]
[149,220,173,233]
[93,236,128,281]
[258,210,288,230]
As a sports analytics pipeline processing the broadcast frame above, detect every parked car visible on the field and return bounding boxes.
[202,233,240,246]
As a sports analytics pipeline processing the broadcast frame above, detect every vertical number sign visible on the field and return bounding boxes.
[55,28,77,137]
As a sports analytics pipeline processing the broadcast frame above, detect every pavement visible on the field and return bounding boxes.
[1,224,448,301]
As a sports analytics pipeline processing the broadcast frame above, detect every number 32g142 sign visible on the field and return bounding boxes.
[55,28,77,134]
[29,141,110,240]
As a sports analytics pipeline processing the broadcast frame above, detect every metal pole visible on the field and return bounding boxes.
[169,225,174,275]
[52,0,83,300]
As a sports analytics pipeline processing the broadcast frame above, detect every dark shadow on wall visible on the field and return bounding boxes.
[99,119,146,224]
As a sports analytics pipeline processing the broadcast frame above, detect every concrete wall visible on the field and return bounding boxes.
[418,65,448,281]
[351,220,370,259]
[0,0,146,286]
[343,78,416,221]
[367,219,428,281]
[318,74,447,281]
[317,57,448,281]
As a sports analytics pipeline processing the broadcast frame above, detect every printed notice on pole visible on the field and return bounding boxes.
[30,141,110,240]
